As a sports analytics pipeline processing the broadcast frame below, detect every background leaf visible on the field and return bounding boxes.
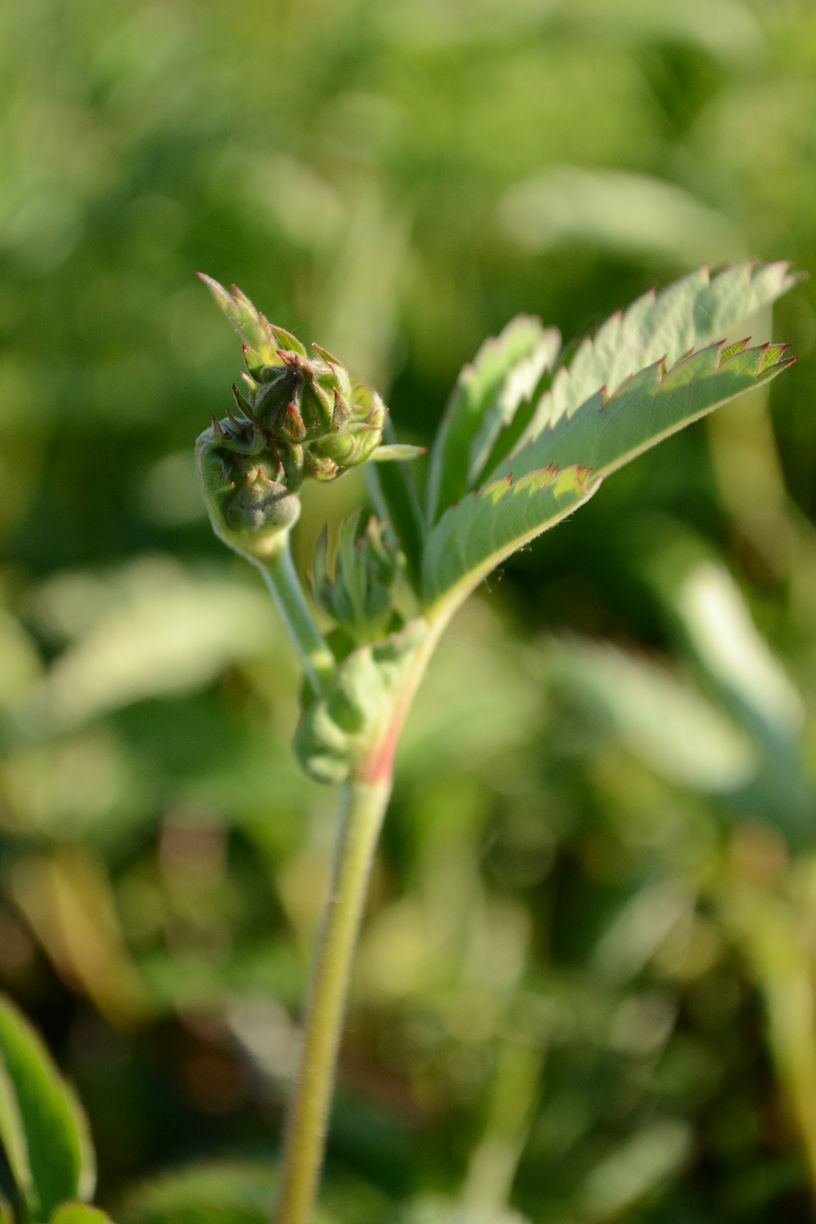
[118,1162,342,1224]
[0,996,94,1222]
[50,1206,114,1224]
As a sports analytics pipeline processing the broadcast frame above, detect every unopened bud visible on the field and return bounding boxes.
[198,274,423,485]
[311,512,397,640]
[196,416,300,562]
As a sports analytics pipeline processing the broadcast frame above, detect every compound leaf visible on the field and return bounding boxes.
[423,338,794,611]
[516,260,799,447]
[425,315,560,523]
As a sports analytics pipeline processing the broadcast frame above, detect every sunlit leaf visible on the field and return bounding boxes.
[516,260,798,447]
[423,336,794,610]
[426,316,560,523]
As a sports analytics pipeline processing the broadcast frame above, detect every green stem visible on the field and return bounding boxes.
[273,603,461,1223]
[274,776,392,1224]
[255,542,335,695]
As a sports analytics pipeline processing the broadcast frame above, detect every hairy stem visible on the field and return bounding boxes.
[256,542,335,695]
[274,776,392,1224]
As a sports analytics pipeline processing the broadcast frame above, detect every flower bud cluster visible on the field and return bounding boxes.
[196,275,421,562]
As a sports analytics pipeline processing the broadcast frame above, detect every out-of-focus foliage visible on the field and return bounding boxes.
[1,0,815,1220]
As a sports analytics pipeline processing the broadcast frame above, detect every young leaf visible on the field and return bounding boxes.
[515,260,799,449]
[364,420,427,588]
[0,996,94,1222]
[423,338,794,611]
[425,316,560,523]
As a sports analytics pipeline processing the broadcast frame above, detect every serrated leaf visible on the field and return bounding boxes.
[50,1206,114,1224]
[423,464,597,610]
[294,620,427,783]
[0,996,94,1222]
[515,260,799,448]
[501,337,793,482]
[423,339,794,610]
[426,316,560,523]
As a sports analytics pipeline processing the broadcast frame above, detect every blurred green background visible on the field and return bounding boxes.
[1,1,816,1221]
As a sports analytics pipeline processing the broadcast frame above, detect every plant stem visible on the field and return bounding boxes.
[274,776,392,1224]
[255,542,334,695]
[273,607,460,1223]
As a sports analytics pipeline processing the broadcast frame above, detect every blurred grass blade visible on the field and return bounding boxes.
[499,166,741,264]
[576,1119,691,1219]
[547,639,755,793]
[0,996,94,1221]
[396,1198,532,1224]
[423,336,795,611]
[426,316,560,523]
[50,1206,115,1223]
[119,1162,278,1224]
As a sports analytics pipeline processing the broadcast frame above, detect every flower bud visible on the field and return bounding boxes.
[196,415,300,562]
[311,512,397,640]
